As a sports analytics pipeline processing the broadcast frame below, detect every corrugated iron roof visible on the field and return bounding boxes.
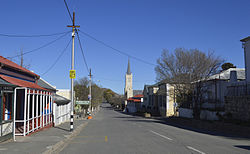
[207,68,245,80]
[54,94,70,105]
[37,78,56,91]
[0,56,39,78]
[0,75,45,90]
[0,78,15,86]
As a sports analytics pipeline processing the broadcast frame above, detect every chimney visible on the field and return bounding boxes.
[230,70,237,83]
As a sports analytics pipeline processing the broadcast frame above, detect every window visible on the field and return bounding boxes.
[2,92,13,121]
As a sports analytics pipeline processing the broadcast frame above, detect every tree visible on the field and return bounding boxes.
[103,89,124,109]
[221,62,236,70]
[103,89,115,103]
[74,77,104,108]
[109,95,125,109]
[91,84,104,107]
[155,48,224,118]
[74,77,89,101]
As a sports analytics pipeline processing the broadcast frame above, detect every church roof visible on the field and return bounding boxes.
[127,59,131,75]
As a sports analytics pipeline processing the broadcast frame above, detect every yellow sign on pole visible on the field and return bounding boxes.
[70,70,76,79]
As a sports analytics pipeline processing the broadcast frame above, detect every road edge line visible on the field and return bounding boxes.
[149,130,173,141]
[186,146,206,154]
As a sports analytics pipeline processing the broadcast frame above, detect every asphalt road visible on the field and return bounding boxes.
[59,103,250,154]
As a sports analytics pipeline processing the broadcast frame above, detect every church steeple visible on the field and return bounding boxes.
[125,59,133,99]
[127,59,131,75]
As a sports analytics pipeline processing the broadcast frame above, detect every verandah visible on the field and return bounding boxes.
[13,88,53,138]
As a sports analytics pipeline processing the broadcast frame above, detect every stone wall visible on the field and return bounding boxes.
[225,95,250,121]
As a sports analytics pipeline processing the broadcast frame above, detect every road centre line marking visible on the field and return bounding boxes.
[70,140,104,144]
[187,146,206,154]
[0,148,7,151]
[74,136,103,138]
[149,130,173,141]
[105,136,108,142]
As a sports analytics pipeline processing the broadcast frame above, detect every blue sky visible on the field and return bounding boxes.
[0,0,250,94]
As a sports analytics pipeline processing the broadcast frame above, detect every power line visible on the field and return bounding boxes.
[78,30,157,67]
[76,29,89,73]
[41,38,72,76]
[64,0,89,73]
[0,31,70,38]
[64,0,73,22]
[7,31,70,59]
[95,76,154,83]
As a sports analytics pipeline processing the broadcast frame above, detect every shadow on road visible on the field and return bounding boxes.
[101,106,114,110]
[234,145,250,150]
[54,126,70,132]
[114,110,250,140]
[113,116,136,119]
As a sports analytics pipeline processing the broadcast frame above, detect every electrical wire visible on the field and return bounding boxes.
[0,31,70,38]
[64,0,90,73]
[78,30,157,67]
[76,29,89,73]
[64,0,73,22]
[95,76,153,83]
[40,38,72,76]
[7,31,70,59]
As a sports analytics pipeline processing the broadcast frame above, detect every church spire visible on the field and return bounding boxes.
[127,59,131,75]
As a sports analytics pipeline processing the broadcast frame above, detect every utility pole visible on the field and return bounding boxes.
[88,69,92,112]
[67,12,80,131]
[20,49,23,67]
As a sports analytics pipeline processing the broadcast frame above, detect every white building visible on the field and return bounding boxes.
[124,60,133,108]
[200,68,245,109]
[53,94,71,126]
[54,89,72,126]
[241,36,250,92]
[124,60,133,99]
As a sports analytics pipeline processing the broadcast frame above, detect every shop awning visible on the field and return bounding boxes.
[0,75,46,90]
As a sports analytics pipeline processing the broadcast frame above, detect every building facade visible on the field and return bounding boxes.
[157,83,176,117]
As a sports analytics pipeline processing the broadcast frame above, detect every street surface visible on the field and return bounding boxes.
[60,103,250,154]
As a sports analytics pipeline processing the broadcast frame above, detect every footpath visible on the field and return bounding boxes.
[0,117,90,154]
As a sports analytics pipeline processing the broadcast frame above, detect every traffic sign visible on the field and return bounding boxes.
[76,101,90,105]
[70,70,76,79]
